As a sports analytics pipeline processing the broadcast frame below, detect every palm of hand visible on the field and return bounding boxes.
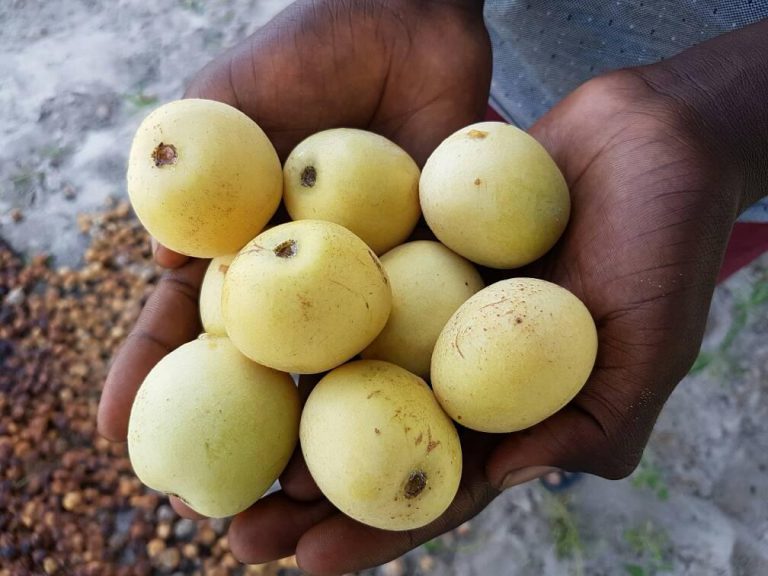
[484,72,737,484]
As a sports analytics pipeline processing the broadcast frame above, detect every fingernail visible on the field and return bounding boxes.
[150,237,159,255]
[500,466,558,490]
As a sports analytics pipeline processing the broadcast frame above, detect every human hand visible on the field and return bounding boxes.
[97,0,493,570]
[224,69,749,575]
[98,0,491,441]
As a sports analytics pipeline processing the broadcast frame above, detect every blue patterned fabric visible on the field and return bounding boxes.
[484,1,768,221]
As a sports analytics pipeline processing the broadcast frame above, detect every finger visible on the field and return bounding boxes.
[485,385,652,489]
[279,448,322,502]
[228,491,336,565]
[278,372,325,501]
[97,259,207,441]
[170,496,207,520]
[151,237,189,269]
[295,475,498,575]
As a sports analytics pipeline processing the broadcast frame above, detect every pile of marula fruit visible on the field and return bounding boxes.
[124,99,597,531]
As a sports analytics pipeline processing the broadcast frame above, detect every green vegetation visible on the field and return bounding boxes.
[544,493,585,576]
[623,520,673,575]
[125,92,158,109]
[630,454,669,501]
[690,271,768,375]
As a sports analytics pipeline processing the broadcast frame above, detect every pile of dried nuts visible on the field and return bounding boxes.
[0,200,301,575]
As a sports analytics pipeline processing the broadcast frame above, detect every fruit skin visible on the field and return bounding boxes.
[419,121,570,269]
[300,360,462,531]
[127,99,282,258]
[283,128,421,255]
[431,278,597,433]
[222,220,392,374]
[199,254,235,336]
[361,241,484,378]
[127,335,299,518]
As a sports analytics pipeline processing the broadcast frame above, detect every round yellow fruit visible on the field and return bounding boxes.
[300,360,462,531]
[222,220,392,374]
[127,99,282,258]
[199,254,235,335]
[431,278,597,433]
[361,241,484,378]
[283,128,421,255]
[419,121,570,269]
[127,335,299,518]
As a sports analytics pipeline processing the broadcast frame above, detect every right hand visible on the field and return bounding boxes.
[98,0,491,567]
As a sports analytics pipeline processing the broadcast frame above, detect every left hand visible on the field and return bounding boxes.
[225,69,750,576]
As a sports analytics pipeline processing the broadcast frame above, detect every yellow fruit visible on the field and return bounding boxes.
[199,254,235,335]
[431,278,597,433]
[127,335,299,518]
[127,99,282,257]
[300,360,462,530]
[361,241,484,378]
[419,121,570,268]
[222,220,391,374]
[283,129,420,255]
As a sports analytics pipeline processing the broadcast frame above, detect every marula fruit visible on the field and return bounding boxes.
[127,335,299,518]
[222,220,392,374]
[199,254,235,336]
[127,99,282,258]
[431,278,597,433]
[361,241,484,378]
[300,360,462,531]
[419,121,570,269]
[283,128,421,255]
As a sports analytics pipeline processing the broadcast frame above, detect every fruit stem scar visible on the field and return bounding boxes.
[274,239,297,258]
[152,143,177,167]
[467,129,488,139]
[301,165,317,187]
[404,470,427,499]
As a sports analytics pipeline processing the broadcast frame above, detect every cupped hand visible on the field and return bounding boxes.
[485,69,741,485]
[97,0,494,571]
[222,70,744,575]
[98,0,491,441]
[100,2,743,573]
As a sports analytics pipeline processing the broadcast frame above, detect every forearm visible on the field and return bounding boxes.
[635,18,768,212]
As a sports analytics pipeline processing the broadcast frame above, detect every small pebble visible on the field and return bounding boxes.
[156,504,175,523]
[146,538,165,558]
[174,518,196,541]
[156,547,181,571]
[61,491,82,512]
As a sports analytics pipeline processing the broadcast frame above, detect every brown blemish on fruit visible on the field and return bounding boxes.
[415,432,423,446]
[301,165,317,187]
[474,178,482,185]
[467,129,488,140]
[375,428,381,435]
[516,317,523,324]
[367,390,382,399]
[368,250,387,284]
[404,470,427,499]
[218,264,230,274]
[274,239,297,258]
[426,427,440,453]
[152,143,177,167]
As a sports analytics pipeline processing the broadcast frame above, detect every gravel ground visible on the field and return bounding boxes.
[2,1,767,575]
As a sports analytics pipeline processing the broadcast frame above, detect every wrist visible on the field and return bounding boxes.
[631,19,768,214]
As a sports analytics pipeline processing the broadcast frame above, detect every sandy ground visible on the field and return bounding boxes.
[2,1,767,574]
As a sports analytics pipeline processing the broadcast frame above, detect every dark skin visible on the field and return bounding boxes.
[98,1,768,573]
